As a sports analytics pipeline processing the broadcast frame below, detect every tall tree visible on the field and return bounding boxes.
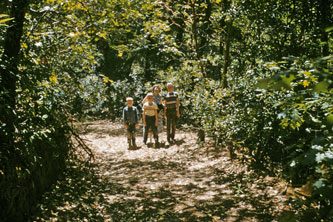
[318,0,331,57]
[0,0,29,153]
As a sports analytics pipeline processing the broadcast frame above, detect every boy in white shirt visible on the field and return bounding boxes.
[142,93,159,147]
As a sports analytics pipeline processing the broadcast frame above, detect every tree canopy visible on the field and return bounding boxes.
[0,0,332,220]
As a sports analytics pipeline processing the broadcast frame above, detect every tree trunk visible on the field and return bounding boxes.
[318,0,330,57]
[222,21,231,88]
[198,0,212,58]
[0,0,29,151]
[191,0,199,58]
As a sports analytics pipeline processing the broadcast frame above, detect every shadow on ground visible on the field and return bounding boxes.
[29,152,286,221]
[30,121,290,222]
[76,120,127,137]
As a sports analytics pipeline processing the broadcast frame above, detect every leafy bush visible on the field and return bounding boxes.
[0,77,75,220]
[66,73,149,120]
[156,54,332,219]
[165,56,332,220]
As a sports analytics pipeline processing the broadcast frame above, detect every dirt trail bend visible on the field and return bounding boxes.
[31,120,290,222]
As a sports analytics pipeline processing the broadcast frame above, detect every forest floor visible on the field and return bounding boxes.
[30,120,297,222]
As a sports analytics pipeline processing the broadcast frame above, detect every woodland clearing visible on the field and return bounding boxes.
[29,120,297,222]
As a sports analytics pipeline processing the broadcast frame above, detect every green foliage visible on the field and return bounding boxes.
[170,56,332,220]
[1,0,332,220]
[68,74,148,119]
[264,57,333,213]
[0,81,74,220]
[0,0,100,219]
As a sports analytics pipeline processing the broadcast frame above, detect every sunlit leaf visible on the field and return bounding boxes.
[0,17,14,24]
[327,114,333,125]
[313,81,329,93]
[325,26,333,32]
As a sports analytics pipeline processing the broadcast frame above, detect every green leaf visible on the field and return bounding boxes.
[326,114,333,125]
[281,74,295,86]
[313,81,329,93]
[325,26,333,32]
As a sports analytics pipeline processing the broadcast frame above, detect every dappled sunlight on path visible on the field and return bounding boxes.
[30,120,290,222]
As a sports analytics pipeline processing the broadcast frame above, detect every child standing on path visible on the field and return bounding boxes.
[164,82,180,144]
[123,97,139,149]
[142,84,163,142]
[143,93,159,147]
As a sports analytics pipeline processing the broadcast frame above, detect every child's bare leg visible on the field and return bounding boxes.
[143,125,149,144]
[149,130,153,143]
[132,135,136,147]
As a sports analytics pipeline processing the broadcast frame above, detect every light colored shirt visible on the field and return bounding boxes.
[143,102,158,116]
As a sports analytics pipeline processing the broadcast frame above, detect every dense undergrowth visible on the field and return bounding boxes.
[76,56,333,221]
[1,78,76,220]
[164,56,333,220]
[1,0,332,220]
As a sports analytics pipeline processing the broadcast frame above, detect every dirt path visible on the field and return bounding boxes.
[30,120,291,222]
